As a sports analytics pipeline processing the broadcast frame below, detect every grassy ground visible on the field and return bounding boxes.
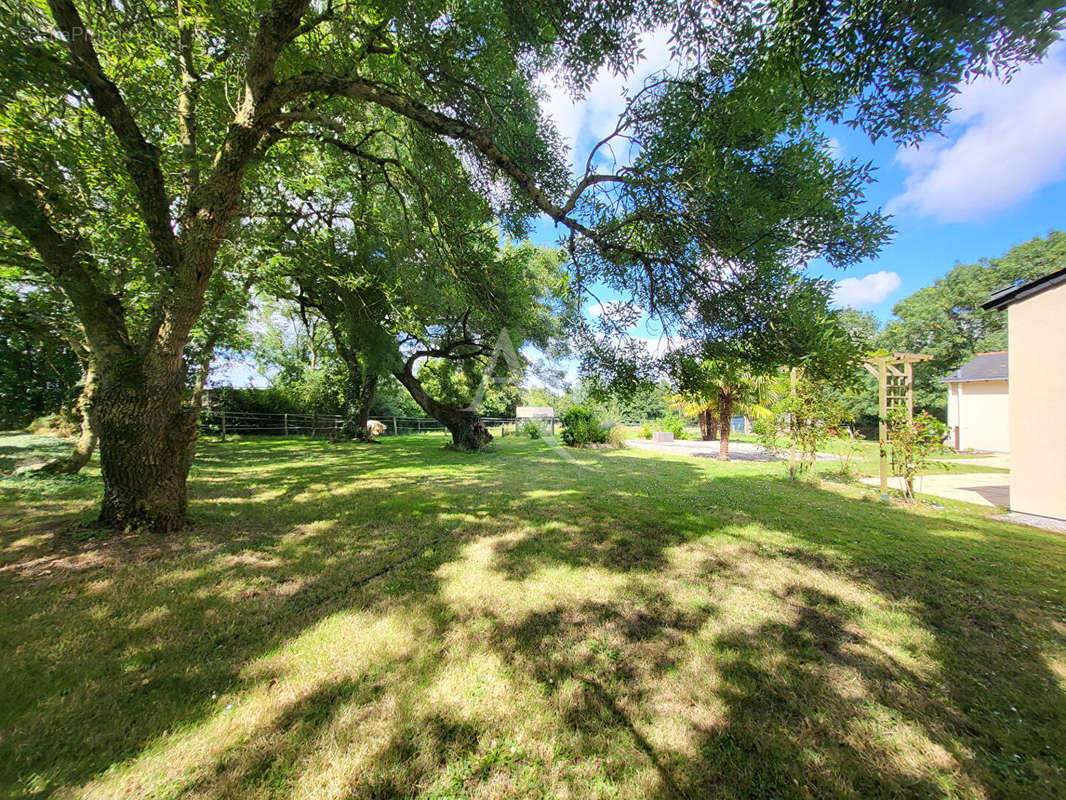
[620,426,1009,477]
[1,432,1064,799]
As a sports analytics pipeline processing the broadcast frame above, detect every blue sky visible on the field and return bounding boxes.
[533,37,1066,325]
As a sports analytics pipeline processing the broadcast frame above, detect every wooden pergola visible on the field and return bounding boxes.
[863,353,932,495]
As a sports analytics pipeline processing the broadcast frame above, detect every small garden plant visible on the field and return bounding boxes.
[885,407,947,499]
[560,405,608,447]
[656,415,686,440]
[756,369,852,480]
[520,420,543,439]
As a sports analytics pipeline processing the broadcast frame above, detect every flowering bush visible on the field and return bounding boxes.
[886,407,947,499]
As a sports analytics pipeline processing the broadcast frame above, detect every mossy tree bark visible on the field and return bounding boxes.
[40,361,98,475]
[95,366,199,531]
[341,366,378,440]
[393,367,492,450]
[697,408,718,441]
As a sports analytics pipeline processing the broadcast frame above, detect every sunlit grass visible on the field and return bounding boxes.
[1,433,1064,799]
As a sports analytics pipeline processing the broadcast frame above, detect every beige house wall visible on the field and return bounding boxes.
[1008,283,1066,521]
[947,380,1009,452]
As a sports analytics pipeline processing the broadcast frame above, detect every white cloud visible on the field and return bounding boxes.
[832,271,902,308]
[825,137,844,161]
[888,43,1066,222]
[539,27,676,172]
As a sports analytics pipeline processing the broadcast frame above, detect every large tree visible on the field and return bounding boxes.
[1,0,1059,528]
[0,0,634,526]
[253,132,572,448]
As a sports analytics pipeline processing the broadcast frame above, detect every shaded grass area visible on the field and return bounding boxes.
[1,433,1064,799]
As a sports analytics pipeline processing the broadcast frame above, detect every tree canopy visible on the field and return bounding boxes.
[1,0,1061,528]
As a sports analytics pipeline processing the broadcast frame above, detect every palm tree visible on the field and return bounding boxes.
[672,361,776,460]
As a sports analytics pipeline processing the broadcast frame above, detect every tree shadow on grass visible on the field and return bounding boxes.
[477,449,1066,797]
[0,437,509,797]
[1,438,1065,798]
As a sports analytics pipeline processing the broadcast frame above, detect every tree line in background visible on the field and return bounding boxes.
[835,230,1066,434]
[1,0,1061,530]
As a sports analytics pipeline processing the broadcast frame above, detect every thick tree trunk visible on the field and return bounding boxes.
[393,368,492,450]
[40,362,98,475]
[94,367,199,532]
[697,408,718,440]
[717,397,734,461]
[342,368,378,440]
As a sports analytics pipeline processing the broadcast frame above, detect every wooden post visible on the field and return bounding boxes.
[220,409,227,442]
[417,419,421,434]
[859,353,932,499]
[905,362,914,418]
[283,413,289,436]
[878,361,888,496]
[392,417,397,436]
[550,417,555,436]
[312,412,318,438]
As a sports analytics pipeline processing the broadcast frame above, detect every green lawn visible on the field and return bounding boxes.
[1,433,1064,799]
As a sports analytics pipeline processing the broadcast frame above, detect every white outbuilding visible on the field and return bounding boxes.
[943,351,1009,453]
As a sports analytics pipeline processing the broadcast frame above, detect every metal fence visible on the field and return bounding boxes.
[199,410,559,439]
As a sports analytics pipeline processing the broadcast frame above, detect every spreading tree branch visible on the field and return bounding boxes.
[45,0,180,272]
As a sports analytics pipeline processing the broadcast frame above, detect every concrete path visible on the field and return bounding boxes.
[935,454,1010,470]
[859,473,1009,507]
[628,438,837,463]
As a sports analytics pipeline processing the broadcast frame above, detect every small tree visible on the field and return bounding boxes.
[757,369,852,479]
[667,359,776,460]
[885,407,947,499]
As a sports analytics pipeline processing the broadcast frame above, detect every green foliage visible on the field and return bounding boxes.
[656,415,686,440]
[640,422,654,440]
[758,370,854,480]
[606,425,628,448]
[415,359,522,419]
[886,408,948,499]
[833,432,869,480]
[0,275,83,428]
[560,405,607,447]
[520,420,543,439]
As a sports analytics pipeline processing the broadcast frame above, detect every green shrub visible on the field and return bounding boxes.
[640,422,653,439]
[607,425,628,448]
[656,416,685,439]
[560,405,608,447]
[520,420,543,439]
[886,407,947,499]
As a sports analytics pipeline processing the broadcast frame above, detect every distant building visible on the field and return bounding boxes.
[943,351,1009,453]
[983,267,1066,522]
[515,406,554,418]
